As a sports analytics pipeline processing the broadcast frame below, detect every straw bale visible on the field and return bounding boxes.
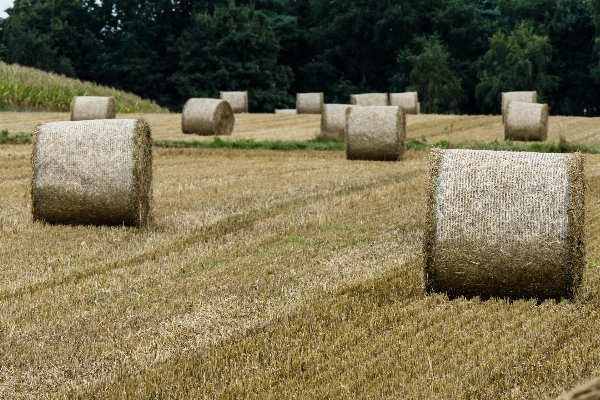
[350,93,389,106]
[181,98,234,136]
[274,109,297,115]
[505,101,548,141]
[502,91,537,123]
[220,91,248,113]
[296,93,324,114]
[345,106,405,161]
[389,92,418,114]
[556,378,600,400]
[31,118,153,227]
[423,149,585,300]
[321,104,354,139]
[70,96,116,121]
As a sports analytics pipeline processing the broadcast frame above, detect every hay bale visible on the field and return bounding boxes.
[423,149,585,300]
[70,96,116,121]
[296,93,323,114]
[502,91,537,123]
[556,378,600,400]
[505,101,549,141]
[220,91,248,113]
[321,104,354,139]
[181,98,234,136]
[345,106,405,161]
[31,118,152,227]
[350,93,389,106]
[275,109,297,115]
[389,92,418,114]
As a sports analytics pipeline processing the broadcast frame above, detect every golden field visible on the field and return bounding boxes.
[2,113,600,398]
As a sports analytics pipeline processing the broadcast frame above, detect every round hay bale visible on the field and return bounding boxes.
[274,109,297,115]
[349,93,389,106]
[389,92,418,114]
[502,91,537,123]
[296,93,323,114]
[70,96,116,121]
[321,104,354,139]
[423,149,585,300]
[220,91,248,113]
[31,118,153,228]
[505,101,548,141]
[556,378,600,400]
[345,106,406,161]
[181,98,234,136]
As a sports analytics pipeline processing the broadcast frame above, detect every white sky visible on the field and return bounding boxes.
[0,0,13,18]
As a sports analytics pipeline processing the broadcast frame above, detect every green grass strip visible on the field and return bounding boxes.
[153,136,346,151]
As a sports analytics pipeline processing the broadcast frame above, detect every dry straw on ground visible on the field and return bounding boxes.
[556,378,600,400]
[31,118,152,227]
[350,93,389,106]
[424,149,585,300]
[321,104,354,139]
[389,92,419,114]
[345,106,405,161]
[181,98,235,136]
[505,101,549,141]
[502,91,537,123]
[70,96,116,121]
[296,93,324,114]
[220,91,248,114]
[275,109,297,115]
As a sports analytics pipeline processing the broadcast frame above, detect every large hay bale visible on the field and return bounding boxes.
[505,101,549,141]
[220,91,248,113]
[389,92,418,114]
[275,109,297,115]
[423,149,585,300]
[296,93,323,114]
[181,98,234,136]
[556,378,600,400]
[321,104,354,139]
[31,118,152,227]
[350,93,389,106]
[345,106,405,161]
[70,96,116,121]
[502,91,537,123]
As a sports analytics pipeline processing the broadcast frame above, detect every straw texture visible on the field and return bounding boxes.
[556,378,600,400]
[220,91,248,113]
[505,101,549,141]
[502,91,537,123]
[423,149,585,300]
[389,92,419,114]
[296,93,323,114]
[31,118,153,227]
[274,109,297,115]
[181,98,234,136]
[345,106,405,161]
[70,96,116,121]
[350,93,389,106]
[321,104,354,139]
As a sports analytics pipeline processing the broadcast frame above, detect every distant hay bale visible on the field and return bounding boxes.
[321,104,354,139]
[70,96,116,121]
[275,109,297,115]
[505,101,549,141]
[389,92,418,114]
[350,93,389,106]
[502,91,537,123]
[31,118,153,227]
[345,106,406,161]
[423,149,585,300]
[556,378,600,400]
[296,93,323,114]
[220,91,248,113]
[181,98,234,136]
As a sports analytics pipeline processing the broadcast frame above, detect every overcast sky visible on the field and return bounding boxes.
[0,0,13,18]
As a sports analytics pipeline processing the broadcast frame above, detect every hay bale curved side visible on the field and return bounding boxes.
[181,98,235,135]
[555,378,600,400]
[350,93,389,106]
[505,101,548,141]
[70,96,116,121]
[345,106,405,161]
[220,91,248,113]
[501,91,537,123]
[275,109,297,115]
[423,149,585,300]
[296,93,323,114]
[321,104,353,139]
[389,92,418,114]
[31,118,153,227]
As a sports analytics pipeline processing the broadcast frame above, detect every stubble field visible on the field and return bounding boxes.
[2,113,600,398]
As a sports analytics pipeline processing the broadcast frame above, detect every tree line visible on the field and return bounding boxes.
[1,0,599,115]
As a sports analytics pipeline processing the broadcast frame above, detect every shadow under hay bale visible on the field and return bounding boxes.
[505,101,549,141]
[345,106,405,161]
[502,91,537,123]
[220,91,248,113]
[70,96,116,121]
[296,93,323,114]
[423,149,585,301]
[556,378,600,400]
[350,93,389,106]
[389,92,419,114]
[182,98,234,136]
[31,118,153,228]
[274,109,297,115]
[321,104,354,139]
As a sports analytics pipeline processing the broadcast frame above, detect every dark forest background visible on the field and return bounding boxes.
[1,0,600,115]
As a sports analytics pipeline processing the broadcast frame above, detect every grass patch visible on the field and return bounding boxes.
[0,130,33,144]
[154,136,346,151]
